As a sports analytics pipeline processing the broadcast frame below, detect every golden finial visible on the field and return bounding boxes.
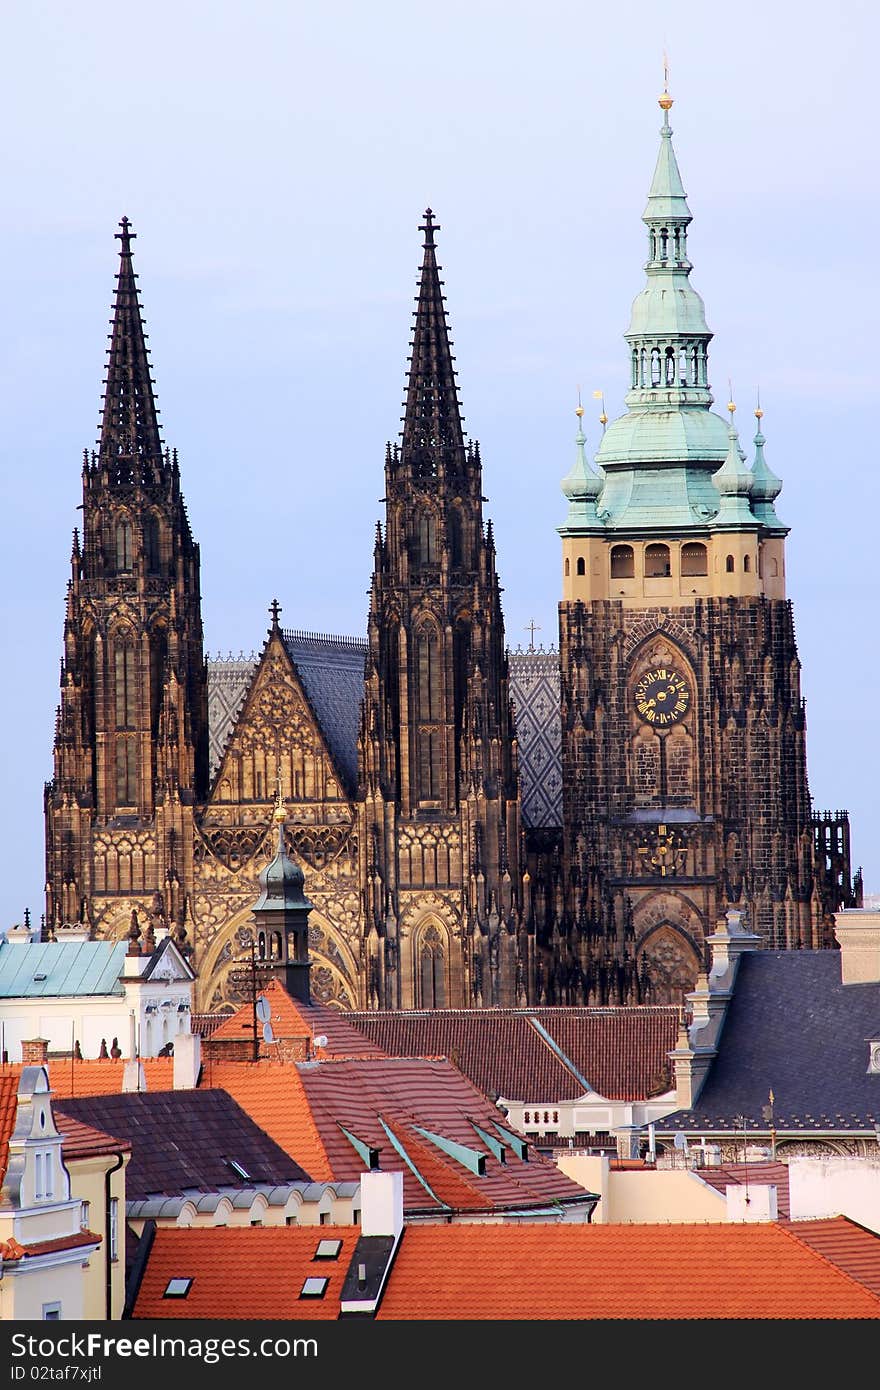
[575,384,584,420]
[593,388,607,429]
[659,50,673,111]
[727,378,736,415]
[755,387,763,421]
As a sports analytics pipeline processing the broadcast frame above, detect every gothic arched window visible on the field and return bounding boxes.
[417,513,437,567]
[417,629,441,722]
[115,519,132,573]
[144,515,161,574]
[114,644,137,729]
[115,739,137,807]
[419,926,446,1007]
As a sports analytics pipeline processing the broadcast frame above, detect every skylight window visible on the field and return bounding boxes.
[314,1239,342,1260]
[300,1277,328,1299]
[163,1278,193,1299]
[226,1158,251,1181]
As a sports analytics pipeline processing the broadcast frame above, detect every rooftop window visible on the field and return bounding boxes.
[314,1239,343,1260]
[163,1278,193,1299]
[300,1277,328,1299]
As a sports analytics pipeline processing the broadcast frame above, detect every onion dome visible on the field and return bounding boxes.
[748,405,785,530]
[254,793,314,913]
[561,404,604,527]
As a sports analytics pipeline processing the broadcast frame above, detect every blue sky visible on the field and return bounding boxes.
[2,0,877,929]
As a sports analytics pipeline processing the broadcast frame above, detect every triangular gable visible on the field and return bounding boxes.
[205,630,353,815]
[141,936,195,983]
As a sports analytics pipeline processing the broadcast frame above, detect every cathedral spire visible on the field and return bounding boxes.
[97,217,164,478]
[399,208,466,477]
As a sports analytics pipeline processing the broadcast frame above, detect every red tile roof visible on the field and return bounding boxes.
[197,1060,332,1180]
[0,1072,20,1186]
[0,1060,175,1100]
[55,1112,132,1161]
[344,1005,678,1101]
[294,1056,595,1215]
[209,978,387,1059]
[131,1226,356,1319]
[1,1230,101,1261]
[375,1222,880,1320]
[783,1216,880,1299]
[697,1162,791,1219]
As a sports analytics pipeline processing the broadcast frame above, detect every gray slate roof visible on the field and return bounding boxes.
[0,941,127,998]
[655,952,880,1135]
[56,1089,312,1197]
[283,631,367,796]
[207,643,564,827]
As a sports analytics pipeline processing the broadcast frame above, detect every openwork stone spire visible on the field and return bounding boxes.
[97,217,164,476]
[400,208,466,477]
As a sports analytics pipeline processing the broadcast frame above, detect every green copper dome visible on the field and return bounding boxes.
[560,413,604,530]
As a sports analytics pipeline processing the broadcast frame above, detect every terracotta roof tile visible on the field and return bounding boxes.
[0,1060,176,1100]
[197,1060,333,1180]
[0,1072,21,1186]
[375,1223,880,1320]
[132,1225,356,1319]
[344,1005,678,1101]
[295,1057,595,1215]
[782,1216,880,1299]
[210,978,386,1059]
[55,1112,132,1160]
[2,1231,100,1261]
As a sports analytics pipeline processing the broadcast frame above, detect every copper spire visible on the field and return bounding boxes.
[97,217,164,476]
[400,208,466,477]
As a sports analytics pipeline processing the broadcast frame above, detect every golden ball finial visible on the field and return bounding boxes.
[659,92,673,111]
[727,399,736,414]
[755,406,764,420]
[599,412,608,425]
[575,405,584,419]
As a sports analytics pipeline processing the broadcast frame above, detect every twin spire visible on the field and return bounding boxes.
[97,217,165,473]
[399,208,467,477]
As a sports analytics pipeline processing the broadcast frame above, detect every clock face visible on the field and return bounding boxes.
[634,666,691,727]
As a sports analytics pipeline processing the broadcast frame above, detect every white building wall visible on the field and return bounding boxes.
[788,1156,880,1233]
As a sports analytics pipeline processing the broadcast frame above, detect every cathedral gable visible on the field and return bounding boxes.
[205,631,353,820]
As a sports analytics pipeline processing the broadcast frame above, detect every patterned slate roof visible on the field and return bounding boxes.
[131,1225,357,1319]
[0,941,127,997]
[55,1088,312,1198]
[373,1221,880,1319]
[206,642,564,823]
[283,631,367,796]
[343,1005,678,1102]
[206,654,257,777]
[654,952,880,1135]
[293,1056,595,1216]
[508,647,562,827]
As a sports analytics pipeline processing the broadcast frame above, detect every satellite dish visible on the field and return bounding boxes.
[673,1131,688,1150]
[255,995,271,1024]
[314,1034,328,1048]
[262,1022,275,1043]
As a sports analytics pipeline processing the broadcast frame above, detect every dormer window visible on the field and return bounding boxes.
[868,1038,880,1074]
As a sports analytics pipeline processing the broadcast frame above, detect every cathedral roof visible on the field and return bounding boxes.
[207,644,564,828]
[283,631,367,797]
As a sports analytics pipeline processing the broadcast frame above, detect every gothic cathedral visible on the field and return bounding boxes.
[44,100,858,1013]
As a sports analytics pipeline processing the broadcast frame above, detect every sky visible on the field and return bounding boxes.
[1,0,877,931]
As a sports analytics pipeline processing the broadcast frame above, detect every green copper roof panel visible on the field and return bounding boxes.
[627,279,711,337]
[0,941,127,998]
[597,407,730,468]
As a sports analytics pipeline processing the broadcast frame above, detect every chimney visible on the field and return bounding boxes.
[834,909,880,984]
[173,1032,201,1090]
[122,1061,147,1093]
[20,1038,49,1066]
[339,1171,404,1317]
[360,1169,404,1240]
[726,1184,778,1223]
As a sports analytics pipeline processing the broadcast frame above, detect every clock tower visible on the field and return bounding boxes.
[557,92,831,1003]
